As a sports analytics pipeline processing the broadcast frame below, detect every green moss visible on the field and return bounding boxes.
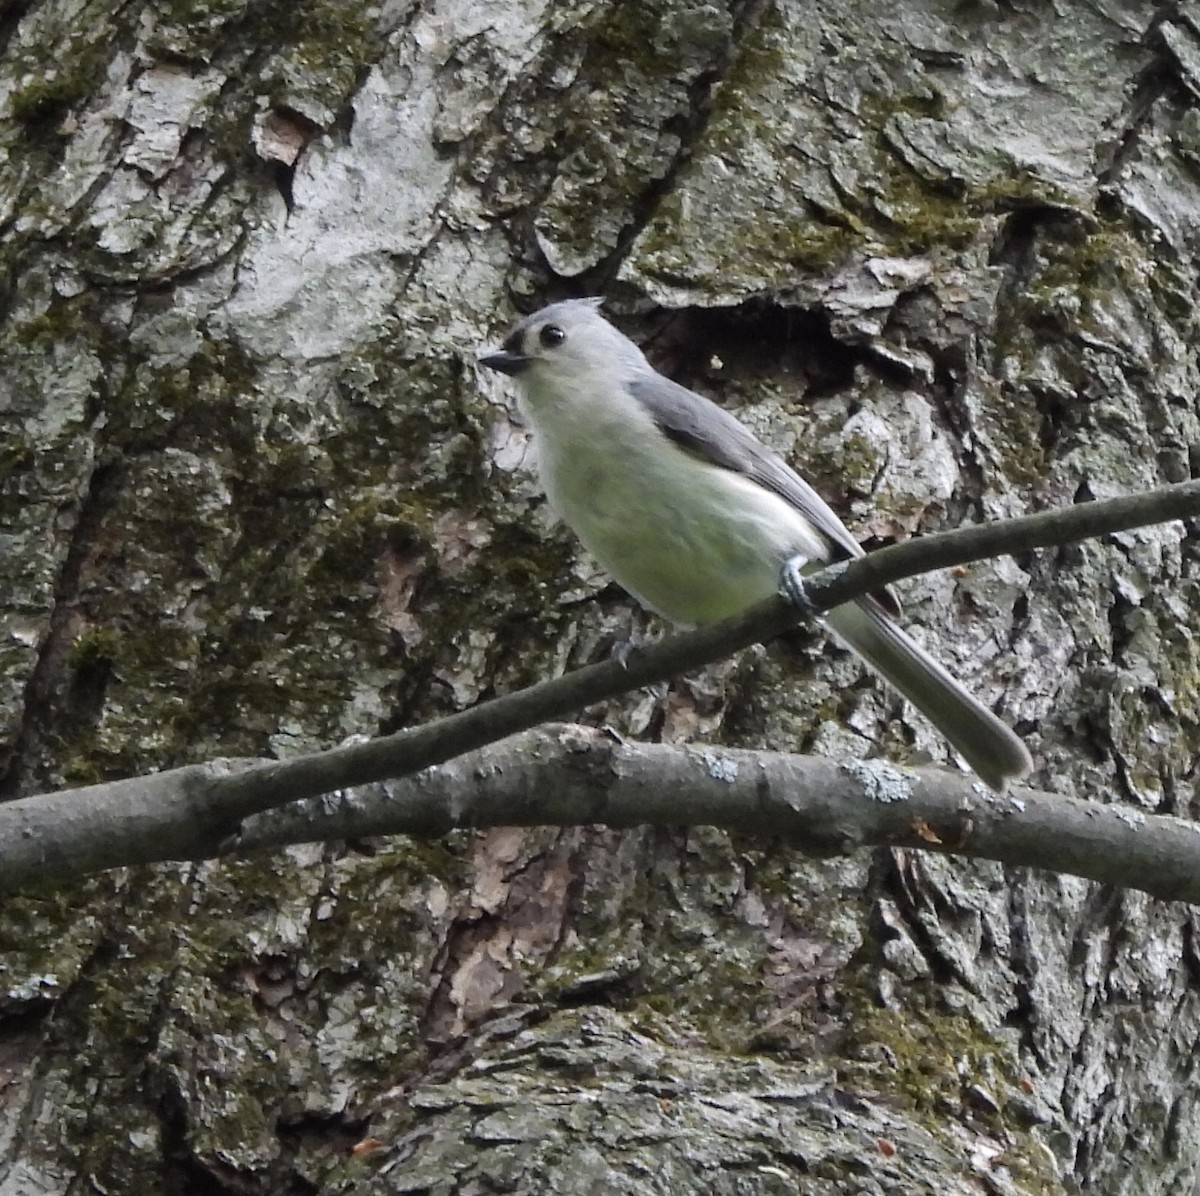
[9,75,91,128]
[750,214,862,274]
[284,0,384,74]
[842,999,988,1109]
[577,0,733,88]
[866,174,979,256]
[642,17,1089,281]
[142,0,382,96]
[13,295,122,357]
[0,878,113,988]
[830,993,1062,1191]
[706,0,788,125]
[979,383,1049,484]
[990,219,1147,413]
[67,627,121,671]
[1020,223,1146,323]
[0,436,36,481]
[5,11,117,150]
[581,1,671,66]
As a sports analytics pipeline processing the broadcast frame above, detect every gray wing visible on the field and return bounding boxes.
[627,372,901,617]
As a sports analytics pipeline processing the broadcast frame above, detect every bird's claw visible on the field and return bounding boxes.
[778,555,818,615]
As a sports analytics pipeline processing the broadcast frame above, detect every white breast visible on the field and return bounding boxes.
[528,387,827,625]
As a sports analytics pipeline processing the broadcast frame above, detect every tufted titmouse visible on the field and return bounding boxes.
[480,298,1031,790]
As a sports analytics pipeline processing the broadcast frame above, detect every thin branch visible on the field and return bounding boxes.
[196,478,1200,826]
[3,478,1200,893]
[804,479,1200,610]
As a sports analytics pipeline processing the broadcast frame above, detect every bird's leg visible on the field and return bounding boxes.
[778,553,819,616]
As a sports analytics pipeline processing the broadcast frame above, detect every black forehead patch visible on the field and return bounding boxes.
[502,328,525,353]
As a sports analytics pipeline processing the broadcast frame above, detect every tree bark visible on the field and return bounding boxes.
[2,0,1198,1193]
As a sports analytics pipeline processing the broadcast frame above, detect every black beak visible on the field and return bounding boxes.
[479,349,531,376]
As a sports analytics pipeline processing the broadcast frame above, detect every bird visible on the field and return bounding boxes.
[479,298,1031,791]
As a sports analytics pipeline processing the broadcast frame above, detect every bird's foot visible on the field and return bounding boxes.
[778,555,818,615]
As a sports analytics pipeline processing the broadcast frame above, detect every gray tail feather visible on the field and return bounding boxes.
[824,600,1032,791]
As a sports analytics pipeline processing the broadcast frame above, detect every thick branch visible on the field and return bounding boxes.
[241,728,1200,904]
[10,727,1200,904]
[4,479,1200,892]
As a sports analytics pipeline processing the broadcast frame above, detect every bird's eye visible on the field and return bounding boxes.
[539,324,566,348]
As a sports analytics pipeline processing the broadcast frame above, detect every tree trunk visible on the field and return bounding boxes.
[2,0,1197,1192]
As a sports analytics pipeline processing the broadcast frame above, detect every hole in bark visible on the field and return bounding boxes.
[646,302,860,398]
